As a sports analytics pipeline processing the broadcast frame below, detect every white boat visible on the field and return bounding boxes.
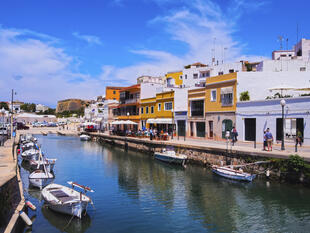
[21,149,39,160]
[80,134,91,141]
[21,142,36,151]
[29,158,56,172]
[42,182,94,219]
[212,165,256,182]
[29,169,54,189]
[154,149,187,165]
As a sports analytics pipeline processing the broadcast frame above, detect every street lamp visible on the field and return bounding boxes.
[171,107,174,140]
[1,108,5,146]
[280,99,286,150]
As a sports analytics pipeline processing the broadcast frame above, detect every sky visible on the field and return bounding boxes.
[0,0,309,107]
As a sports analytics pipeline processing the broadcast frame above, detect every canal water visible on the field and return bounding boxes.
[20,135,310,233]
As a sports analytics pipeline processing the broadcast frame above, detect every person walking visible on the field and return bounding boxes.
[150,128,153,141]
[296,130,303,147]
[265,128,273,151]
[263,131,267,151]
[231,127,238,144]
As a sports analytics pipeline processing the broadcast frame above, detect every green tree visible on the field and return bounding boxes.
[239,91,250,101]
[0,102,9,110]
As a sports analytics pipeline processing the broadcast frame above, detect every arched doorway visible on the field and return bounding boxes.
[222,119,233,138]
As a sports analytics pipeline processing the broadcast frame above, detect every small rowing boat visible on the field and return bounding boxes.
[42,182,94,218]
[211,165,256,182]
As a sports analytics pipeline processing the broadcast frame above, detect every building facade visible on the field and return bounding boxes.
[205,73,237,140]
[236,96,310,146]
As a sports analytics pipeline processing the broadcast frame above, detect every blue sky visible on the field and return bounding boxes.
[0,0,309,107]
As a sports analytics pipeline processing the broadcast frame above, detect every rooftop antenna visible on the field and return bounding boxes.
[286,38,288,50]
[212,37,216,65]
[296,23,299,44]
[278,36,283,50]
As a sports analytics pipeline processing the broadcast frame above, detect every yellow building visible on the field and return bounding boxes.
[205,73,237,140]
[105,86,122,101]
[165,71,183,87]
[140,91,174,133]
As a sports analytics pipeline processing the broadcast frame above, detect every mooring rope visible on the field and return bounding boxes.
[62,214,75,232]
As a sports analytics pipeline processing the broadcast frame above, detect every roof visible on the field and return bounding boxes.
[106,86,123,90]
[120,84,140,92]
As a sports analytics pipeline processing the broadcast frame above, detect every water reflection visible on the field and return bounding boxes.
[20,135,310,233]
[41,207,91,233]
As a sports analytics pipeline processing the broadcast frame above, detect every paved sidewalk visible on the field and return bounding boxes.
[0,138,16,187]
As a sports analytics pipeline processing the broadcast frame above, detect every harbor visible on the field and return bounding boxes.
[17,134,310,232]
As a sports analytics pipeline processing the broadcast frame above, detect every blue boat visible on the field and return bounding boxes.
[212,165,256,182]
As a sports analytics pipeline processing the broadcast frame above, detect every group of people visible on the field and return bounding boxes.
[263,128,303,151]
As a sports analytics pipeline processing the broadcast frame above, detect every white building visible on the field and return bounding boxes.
[36,104,49,112]
[236,96,310,146]
[8,101,23,113]
[137,75,165,84]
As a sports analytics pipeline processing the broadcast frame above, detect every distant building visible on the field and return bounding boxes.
[56,99,88,113]
[165,71,183,88]
[8,101,24,113]
[36,104,49,112]
[137,75,165,84]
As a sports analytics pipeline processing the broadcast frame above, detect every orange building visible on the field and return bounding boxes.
[105,86,122,101]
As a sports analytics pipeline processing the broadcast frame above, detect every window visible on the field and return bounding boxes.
[211,89,217,102]
[185,74,187,79]
[158,103,161,111]
[151,106,154,114]
[200,71,210,78]
[193,73,198,79]
[180,75,183,80]
[141,107,144,114]
[113,91,116,94]
[229,69,234,73]
[164,102,173,111]
[146,107,149,114]
[113,98,116,100]
[300,67,306,71]
[218,71,224,75]
[191,100,204,117]
[220,86,233,106]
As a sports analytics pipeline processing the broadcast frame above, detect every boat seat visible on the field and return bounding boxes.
[50,190,70,198]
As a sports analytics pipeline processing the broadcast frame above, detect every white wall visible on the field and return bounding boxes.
[236,97,310,145]
[174,88,188,112]
[237,71,310,101]
[140,83,164,99]
[257,59,310,72]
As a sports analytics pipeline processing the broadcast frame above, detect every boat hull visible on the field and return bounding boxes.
[212,167,256,182]
[29,177,54,189]
[45,200,88,219]
[154,153,186,165]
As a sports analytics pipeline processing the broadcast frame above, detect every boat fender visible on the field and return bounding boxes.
[26,201,37,211]
[266,169,270,177]
[20,211,32,226]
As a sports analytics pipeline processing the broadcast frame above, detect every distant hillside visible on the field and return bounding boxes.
[56,99,89,113]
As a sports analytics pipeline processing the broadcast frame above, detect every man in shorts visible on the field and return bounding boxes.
[265,128,273,151]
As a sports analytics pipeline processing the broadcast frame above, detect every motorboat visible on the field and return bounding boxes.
[21,149,39,160]
[154,149,187,165]
[80,134,91,141]
[211,165,256,182]
[42,182,94,219]
[29,169,54,190]
[21,142,36,151]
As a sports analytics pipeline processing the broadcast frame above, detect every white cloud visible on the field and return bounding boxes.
[99,0,267,85]
[0,27,105,107]
[72,32,102,45]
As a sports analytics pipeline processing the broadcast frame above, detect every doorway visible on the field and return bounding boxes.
[209,121,213,138]
[222,119,233,139]
[244,118,256,141]
[196,122,205,138]
[177,120,185,137]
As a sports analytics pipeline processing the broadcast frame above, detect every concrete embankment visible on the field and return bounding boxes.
[0,137,25,233]
[89,133,310,184]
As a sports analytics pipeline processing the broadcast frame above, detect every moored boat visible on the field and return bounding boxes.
[21,149,39,161]
[42,182,94,219]
[154,149,187,165]
[80,134,91,141]
[29,169,54,189]
[211,165,256,182]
